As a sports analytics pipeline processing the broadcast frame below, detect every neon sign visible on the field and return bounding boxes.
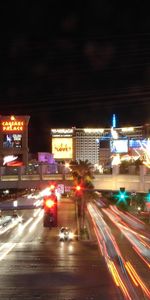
[51,128,73,137]
[3,155,18,165]
[2,121,24,132]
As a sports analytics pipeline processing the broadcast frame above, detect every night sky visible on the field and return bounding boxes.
[1,1,150,152]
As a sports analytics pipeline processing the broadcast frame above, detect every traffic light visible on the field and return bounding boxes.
[145,189,150,202]
[115,187,129,205]
[43,194,57,227]
[49,184,56,191]
[74,184,84,196]
[76,185,81,192]
[44,198,55,209]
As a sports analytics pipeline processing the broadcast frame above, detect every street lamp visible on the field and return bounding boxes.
[65,162,70,169]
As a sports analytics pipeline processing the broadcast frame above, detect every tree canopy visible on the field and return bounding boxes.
[70,159,94,187]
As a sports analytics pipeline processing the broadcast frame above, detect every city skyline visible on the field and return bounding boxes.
[0,113,147,154]
[29,115,148,153]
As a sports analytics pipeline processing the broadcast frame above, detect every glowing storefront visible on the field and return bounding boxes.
[0,115,30,166]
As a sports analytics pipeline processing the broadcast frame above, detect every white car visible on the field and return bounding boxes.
[59,227,74,241]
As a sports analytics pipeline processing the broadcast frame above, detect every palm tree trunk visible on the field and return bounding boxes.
[80,196,85,230]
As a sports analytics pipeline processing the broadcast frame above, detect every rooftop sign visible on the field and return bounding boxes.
[2,121,24,132]
[84,128,104,133]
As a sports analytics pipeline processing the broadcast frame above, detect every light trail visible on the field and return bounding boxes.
[98,206,150,298]
[18,217,34,234]
[0,208,43,261]
[109,205,145,230]
[132,246,150,269]
[33,208,41,217]
[103,208,150,268]
[126,262,150,298]
[29,210,44,232]
[0,243,16,261]
[87,203,139,299]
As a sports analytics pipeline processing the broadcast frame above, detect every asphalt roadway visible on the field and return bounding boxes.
[0,197,123,300]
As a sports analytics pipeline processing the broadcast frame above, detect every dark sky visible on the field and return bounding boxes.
[1,1,150,152]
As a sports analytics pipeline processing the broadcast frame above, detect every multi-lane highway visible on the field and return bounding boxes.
[1,191,150,299]
[0,194,121,300]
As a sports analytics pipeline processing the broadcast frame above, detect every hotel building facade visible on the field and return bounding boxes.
[51,125,149,166]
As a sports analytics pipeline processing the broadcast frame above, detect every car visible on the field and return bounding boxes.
[59,227,74,241]
[12,212,23,223]
[0,215,12,227]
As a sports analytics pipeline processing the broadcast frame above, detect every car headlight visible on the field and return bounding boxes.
[59,232,65,239]
[18,216,23,223]
[68,232,74,239]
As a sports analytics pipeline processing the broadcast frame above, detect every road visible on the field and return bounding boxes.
[87,201,150,300]
[0,196,121,300]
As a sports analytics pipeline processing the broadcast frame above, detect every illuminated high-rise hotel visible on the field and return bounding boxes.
[74,128,104,165]
[51,127,104,165]
[51,125,149,166]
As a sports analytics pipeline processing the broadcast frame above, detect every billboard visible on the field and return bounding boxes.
[129,139,147,149]
[110,139,128,154]
[3,134,22,149]
[52,138,73,159]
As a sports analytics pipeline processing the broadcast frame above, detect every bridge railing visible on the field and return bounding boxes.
[0,164,148,177]
[0,164,150,193]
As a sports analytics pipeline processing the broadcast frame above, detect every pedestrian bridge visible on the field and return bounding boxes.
[0,169,150,193]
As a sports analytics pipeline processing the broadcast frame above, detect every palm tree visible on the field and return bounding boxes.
[70,159,95,231]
